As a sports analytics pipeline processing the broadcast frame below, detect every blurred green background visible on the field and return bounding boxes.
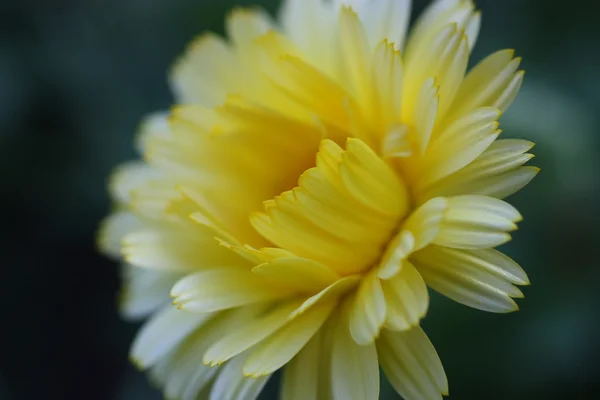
[1,0,599,399]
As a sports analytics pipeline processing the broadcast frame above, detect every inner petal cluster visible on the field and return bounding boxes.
[251,138,411,276]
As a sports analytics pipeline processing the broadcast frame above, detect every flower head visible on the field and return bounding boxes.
[99,0,538,399]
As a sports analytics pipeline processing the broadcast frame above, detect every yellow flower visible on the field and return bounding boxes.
[99,0,538,399]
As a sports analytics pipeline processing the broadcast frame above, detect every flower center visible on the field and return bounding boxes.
[249,137,412,277]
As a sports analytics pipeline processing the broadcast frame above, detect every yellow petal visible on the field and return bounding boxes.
[401,197,448,251]
[434,195,522,249]
[291,275,361,318]
[243,298,335,377]
[122,228,240,272]
[378,327,448,400]
[403,23,455,122]
[439,139,534,182]
[417,107,501,190]
[291,187,384,243]
[217,241,297,265]
[204,299,304,366]
[338,6,372,112]
[135,112,170,155]
[162,333,218,399]
[378,230,416,279]
[492,70,524,112]
[403,22,469,123]
[331,302,379,400]
[109,161,162,206]
[382,124,412,159]
[462,166,539,199]
[252,257,339,293]
[447,49,522,120]
[119,264,180,321]
[341,0,412,50]
[412,245,526,312]
[97,212,143,259]
[216,69,319,137]
[209,351,271,400]
[419,139,536,201]
[168,361,218,400]
[349,271,387,345]
[405,0,477,64]
[279,0,339,77]
[437,31,469,118]
[280,328,324,400]
[157,308,261,399]
[171,268,288,312]
[371,39,403,133]
[341,138,410,216]
[169,33,239,105]
[129,182,186,222]
[250,209,374,273]
[268,54,354,139]
[382,261,429,331]
[226,7,273,48]
[148,321,221,399]
[130,305,210,368]
[414,78,439,154]
[464,10,481,51]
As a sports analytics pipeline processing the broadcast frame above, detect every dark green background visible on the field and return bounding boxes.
[1,0,598,399]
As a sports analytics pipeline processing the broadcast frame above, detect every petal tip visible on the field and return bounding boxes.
[129,356,145,371]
